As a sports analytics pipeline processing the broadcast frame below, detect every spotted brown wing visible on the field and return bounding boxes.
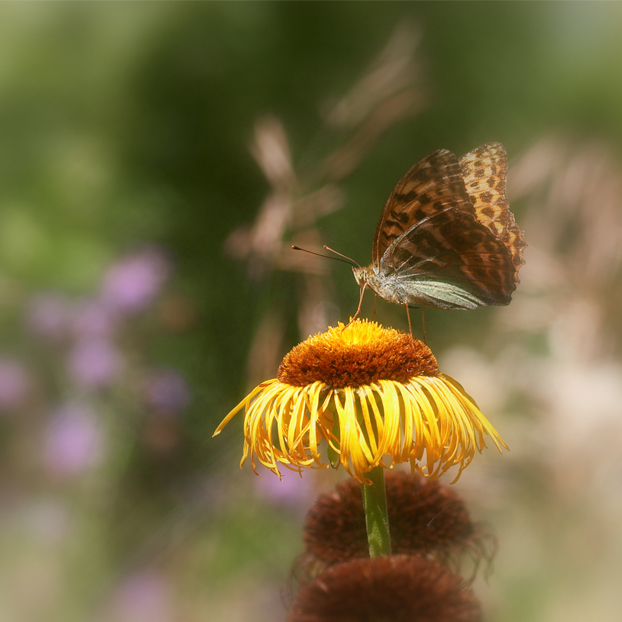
[381,203,517,308]
[372,149,476,266]
[459,142,526,283]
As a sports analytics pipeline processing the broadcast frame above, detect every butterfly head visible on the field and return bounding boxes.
[352,265,370,288]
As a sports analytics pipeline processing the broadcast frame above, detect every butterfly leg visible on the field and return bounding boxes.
[419,307,427,345]
[407,305,427,344]
[343,284,367,330]
[404,303,414,343]
[372,294,378,320]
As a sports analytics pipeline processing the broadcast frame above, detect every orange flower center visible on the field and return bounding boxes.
[277,322,439,387]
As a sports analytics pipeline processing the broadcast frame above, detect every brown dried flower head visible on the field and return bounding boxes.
[300,471,495,582]
[287,555,481,622]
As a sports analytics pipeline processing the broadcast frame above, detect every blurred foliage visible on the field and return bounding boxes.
[2,3,622,622]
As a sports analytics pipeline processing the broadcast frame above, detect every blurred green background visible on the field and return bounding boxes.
[2,3,622,621]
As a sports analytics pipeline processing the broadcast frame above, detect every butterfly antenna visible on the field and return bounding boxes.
[322,246,361,268]
[291,245,360,268]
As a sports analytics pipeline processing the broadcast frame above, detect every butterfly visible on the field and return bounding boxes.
[350,142,526,332]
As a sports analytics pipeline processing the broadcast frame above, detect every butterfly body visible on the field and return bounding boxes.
[353,143,525,314]
[353,263,492,310]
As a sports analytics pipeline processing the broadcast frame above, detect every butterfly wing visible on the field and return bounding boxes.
[380,207,516,309]
[372,149,473,266]
[459,142,526,282]
[374,147,517,309]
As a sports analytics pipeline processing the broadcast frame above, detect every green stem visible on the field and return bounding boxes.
[361,466,391,557]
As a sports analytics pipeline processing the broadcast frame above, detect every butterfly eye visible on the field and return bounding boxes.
[352,267,365,286]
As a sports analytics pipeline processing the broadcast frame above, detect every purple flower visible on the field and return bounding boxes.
[26,500,71,544]
[145,369,190,413]
[44,404,103,477]
[68,338,120,388]
[101,249,170,314]
[111,571,173,622]
[0,358,31,412]
[254,465,313,509]
[26,293,71,340]
[72,299,116,338]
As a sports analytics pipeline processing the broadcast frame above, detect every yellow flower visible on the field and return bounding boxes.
[213,319,507,484]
